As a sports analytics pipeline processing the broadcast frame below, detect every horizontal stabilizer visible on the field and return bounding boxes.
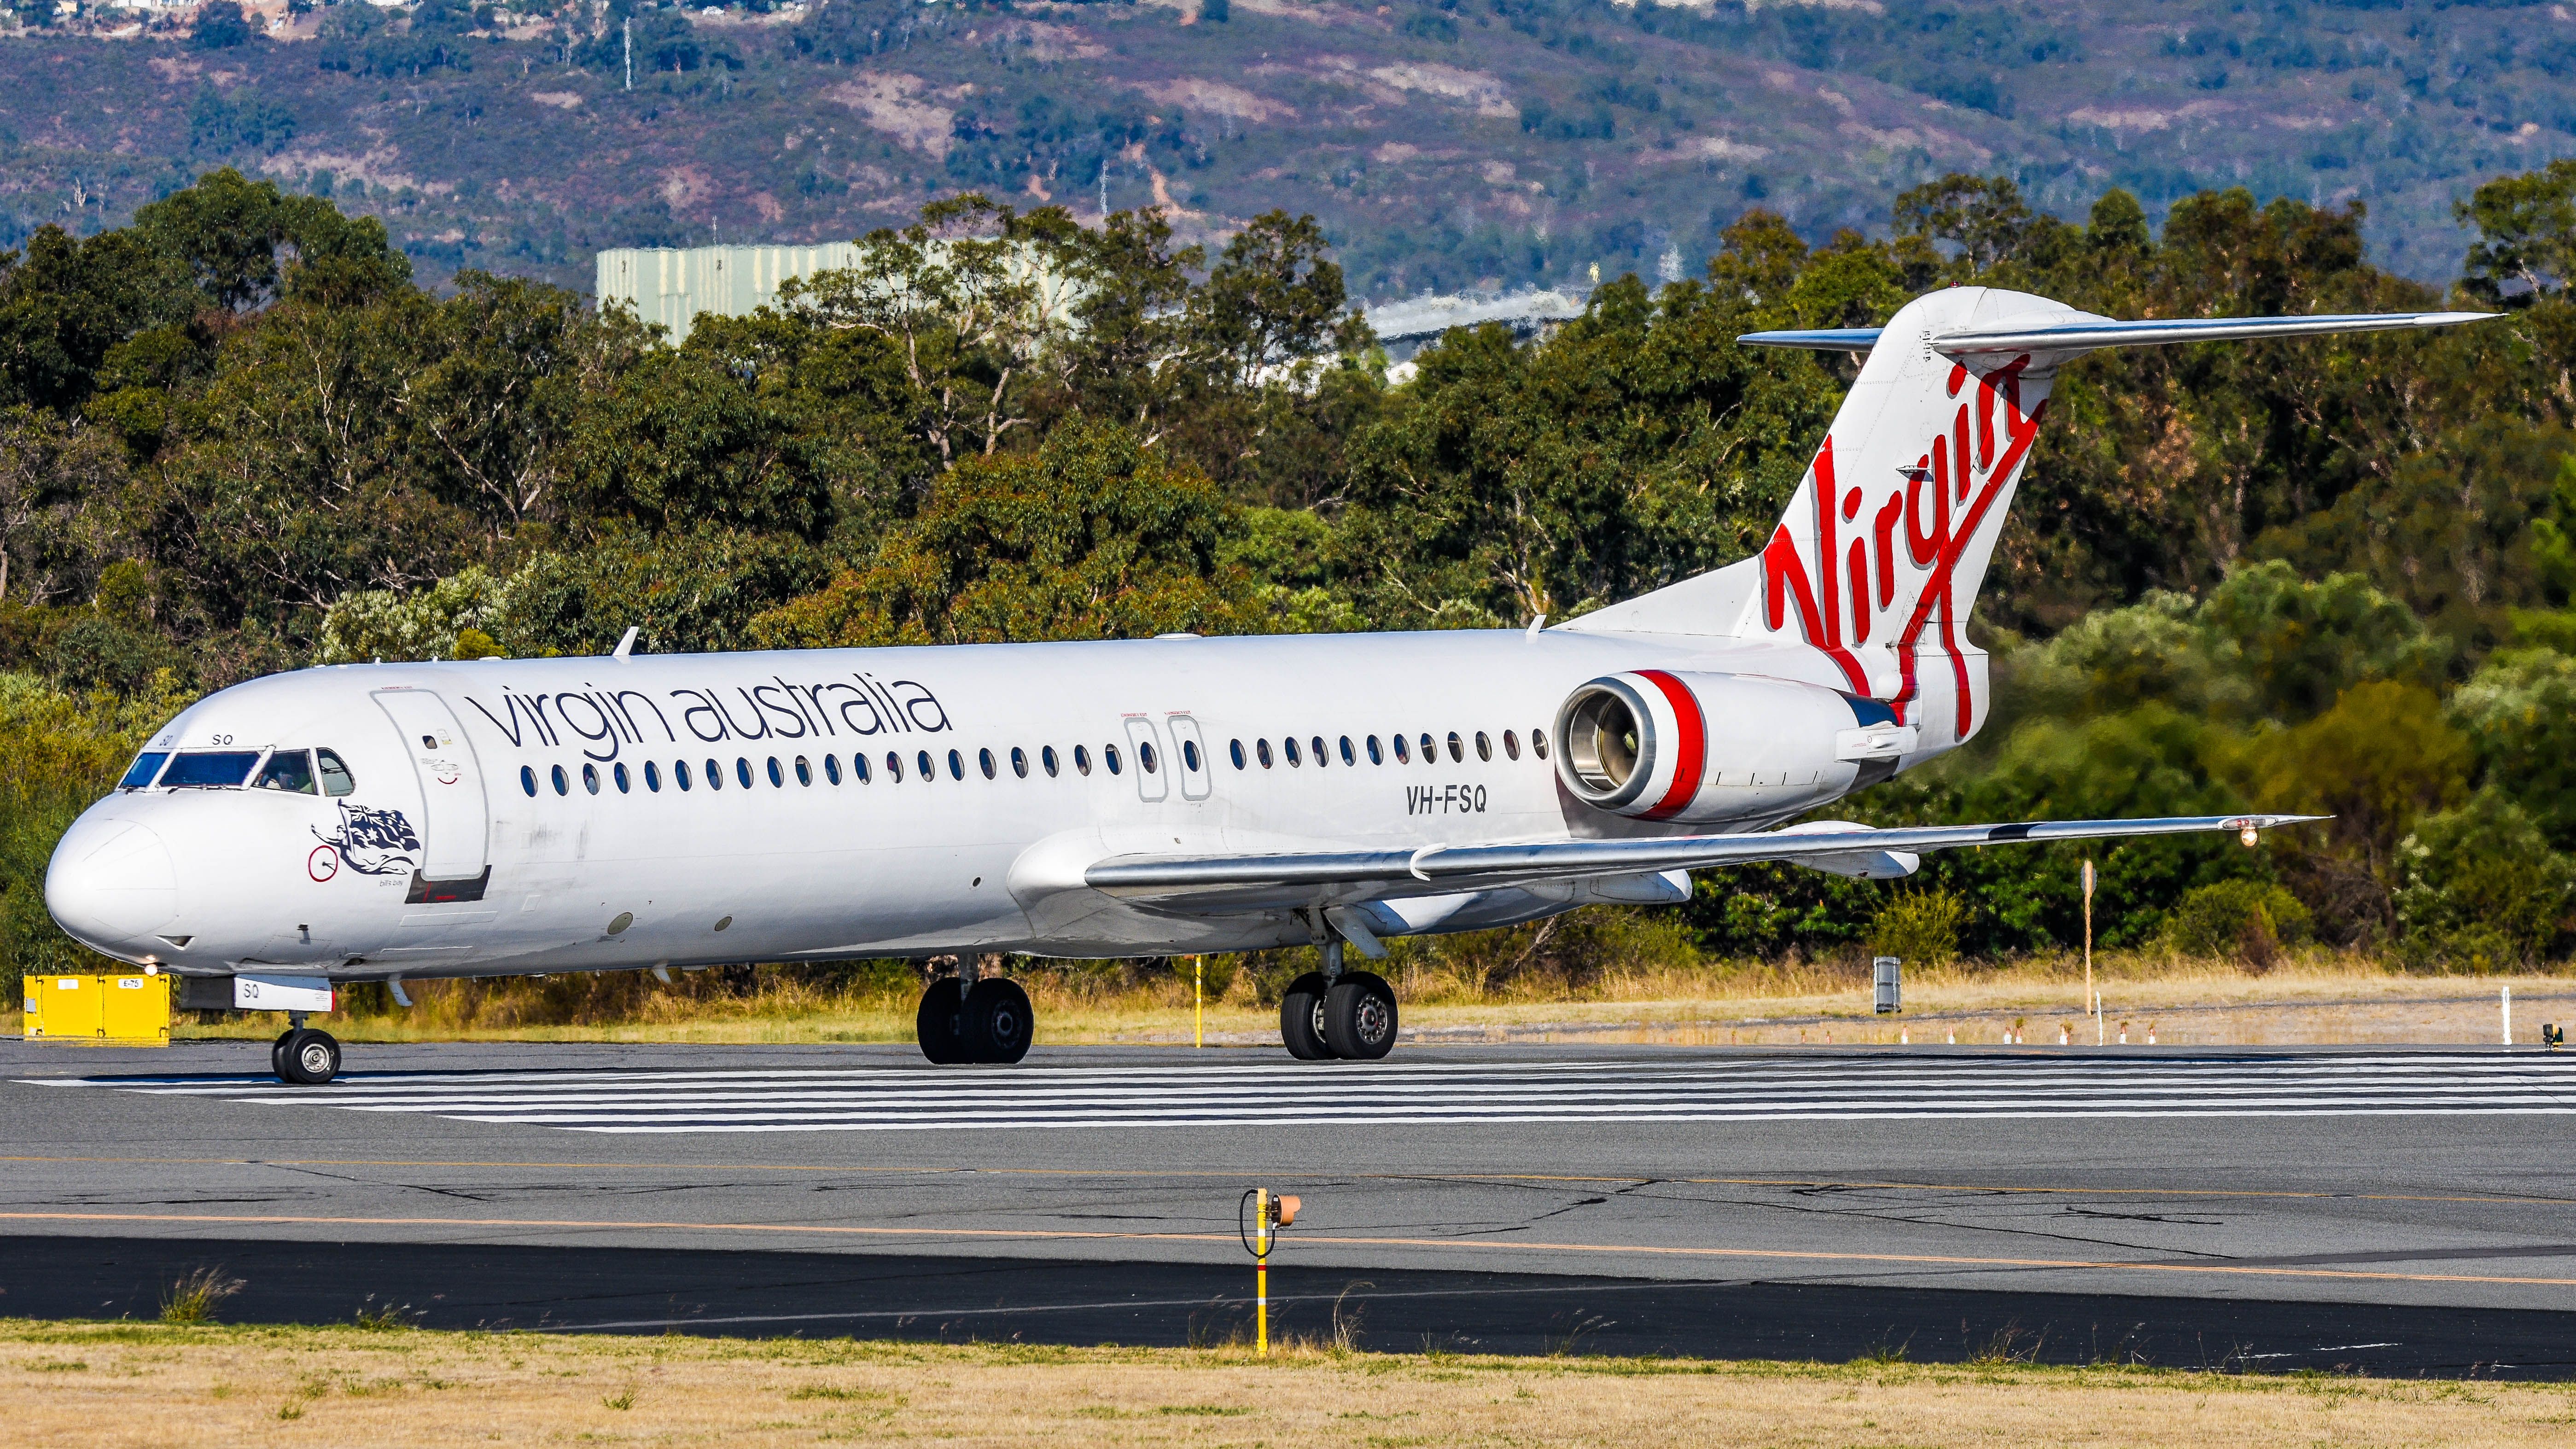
[1929,310,2492,354]
[1086,813,2323,912]
[1737,311,2493,357]
[1732,327,1884,351]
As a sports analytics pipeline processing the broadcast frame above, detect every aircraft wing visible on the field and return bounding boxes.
[1084,813,2321,911]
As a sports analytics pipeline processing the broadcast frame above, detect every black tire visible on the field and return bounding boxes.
[279,1029,341,1085]
[964,978,1034,1064]
[915,979,968,1065]
[1280,971,1332,1060]
[1323,972,1398,1060]
[270,1030,295,1082]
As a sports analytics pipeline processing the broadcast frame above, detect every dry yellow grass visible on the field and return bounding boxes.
[169,950,2576,1049]
[2,1321,2566,1448]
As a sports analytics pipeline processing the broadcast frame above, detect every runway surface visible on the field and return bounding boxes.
[8,1039,2576,1372]
[35,1049,2576,1133]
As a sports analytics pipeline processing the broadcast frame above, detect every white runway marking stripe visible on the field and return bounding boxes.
[30,1052,2576,1135]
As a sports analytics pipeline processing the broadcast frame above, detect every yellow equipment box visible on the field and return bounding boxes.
[23,973,170,1045]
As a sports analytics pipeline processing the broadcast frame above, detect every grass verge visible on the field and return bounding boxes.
[166,951,2576,1048]
[1,1320,2564,1448]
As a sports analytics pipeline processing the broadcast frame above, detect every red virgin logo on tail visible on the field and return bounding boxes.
[1760,356,2045,737]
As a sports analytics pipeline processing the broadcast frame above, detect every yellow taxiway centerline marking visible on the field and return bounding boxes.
[6,1210,2576,1289]
[1,1156,2570,1209]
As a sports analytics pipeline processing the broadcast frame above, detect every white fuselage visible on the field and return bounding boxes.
[44,627,1958,981]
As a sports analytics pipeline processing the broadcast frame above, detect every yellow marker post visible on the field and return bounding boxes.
[1239,1187,1299,1356]
[1194,956,1204,1049]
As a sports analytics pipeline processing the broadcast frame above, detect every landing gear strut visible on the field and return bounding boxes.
[273,1013,343,1085]
[915,965,1033,1065]
[1280,938,1398,1061]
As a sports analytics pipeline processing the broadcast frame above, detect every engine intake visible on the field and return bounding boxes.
[1552,669,1918,824]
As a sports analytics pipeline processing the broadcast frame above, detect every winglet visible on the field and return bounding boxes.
[612,626,641,661]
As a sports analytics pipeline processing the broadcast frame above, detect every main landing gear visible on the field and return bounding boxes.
[271,1014,343,1085]
[916,968,1034,1065]
[1281,939,1398,1061]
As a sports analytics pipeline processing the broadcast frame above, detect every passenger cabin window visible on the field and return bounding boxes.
[1073,745,1092,776]
[1418,733,1436,763]
[1284,738,1302,767]
[980,748,998,780]
[254,751,317,794]
[316,749,355,795]
[705,758,724,791]
[853,753,872,783]
[583,764,601,795]
[118,752,169,790]
[824,755,842,786]
[1475,731,1493,762]
[948,749,965,780]
[614,763,632,793]
[1367,735,1383,765]
[1105,744,1123,775]
[1502,731,1521,761]
[915,749,933,780]
[887,752,905,782]
[1448,731,1465,762]
[1139,742,1158,774]
[1257,739,1274,768]
[1043,746,1061,778]
[1338,736,1356,767]
[1011,747,1029,779]
[677,760,695,791]
[737,757,755,789]
[647,761,664,791]
[795,756,814,786]
[520,766,538,797]
[1184,740,1202,772]
[1311,735,1328,768]
[1533,728,1550,759]
[551,764,570,796]
[1393,734,1410,764]
[161,751,261,789]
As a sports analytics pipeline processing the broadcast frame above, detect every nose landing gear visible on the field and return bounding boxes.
[272,1016,343,1084]
[1280,939,1399,1061]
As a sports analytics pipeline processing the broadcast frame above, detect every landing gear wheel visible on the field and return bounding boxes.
[278,1029,342,1085]
[270,1030,296,1081]
[964,978,1034,1064]
[1280,972,1332,1060]
[1323,972,1398,1060]
[915,979,968,1065]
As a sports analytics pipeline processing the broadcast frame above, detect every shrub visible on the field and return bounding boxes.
[2162,879,2311,969]
[1869,888,1968,968]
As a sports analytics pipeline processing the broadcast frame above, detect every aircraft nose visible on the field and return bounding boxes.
[46,815,179,958]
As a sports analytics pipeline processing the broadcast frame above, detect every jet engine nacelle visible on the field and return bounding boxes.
[1550,670,1919,825]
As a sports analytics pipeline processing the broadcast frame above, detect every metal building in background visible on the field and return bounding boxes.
[595,244,863,342]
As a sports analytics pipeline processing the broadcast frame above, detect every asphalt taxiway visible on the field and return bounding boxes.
[7,1039,2576,1374]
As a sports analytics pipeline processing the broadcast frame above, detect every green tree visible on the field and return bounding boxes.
[751,421,1265,646]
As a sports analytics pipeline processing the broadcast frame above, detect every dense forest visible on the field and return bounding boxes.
[10,161,2576,995]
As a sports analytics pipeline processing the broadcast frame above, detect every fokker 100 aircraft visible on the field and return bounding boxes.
[44,286,2489,1083]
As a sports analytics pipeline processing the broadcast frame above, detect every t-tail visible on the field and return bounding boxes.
[1564,286,2492,747]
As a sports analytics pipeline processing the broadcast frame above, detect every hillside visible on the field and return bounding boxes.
[3,0,2570,295]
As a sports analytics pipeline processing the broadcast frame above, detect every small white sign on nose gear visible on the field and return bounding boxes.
[234,974,334,1012]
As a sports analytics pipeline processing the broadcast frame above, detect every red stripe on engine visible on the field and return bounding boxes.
[1634,670,1706,821]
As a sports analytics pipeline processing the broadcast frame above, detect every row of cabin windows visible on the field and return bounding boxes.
[1228,728,1544,771]
[522,741,1135,798]
[118,748,358,795]
[515,727,1549,799]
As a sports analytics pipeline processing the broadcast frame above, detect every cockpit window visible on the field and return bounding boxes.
[159,751,262,789]
[117,752,169,790]
[254,751,317,794]
[315,749,356,797]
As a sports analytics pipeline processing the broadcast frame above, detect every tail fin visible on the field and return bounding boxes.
[1564,286,2489,745]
